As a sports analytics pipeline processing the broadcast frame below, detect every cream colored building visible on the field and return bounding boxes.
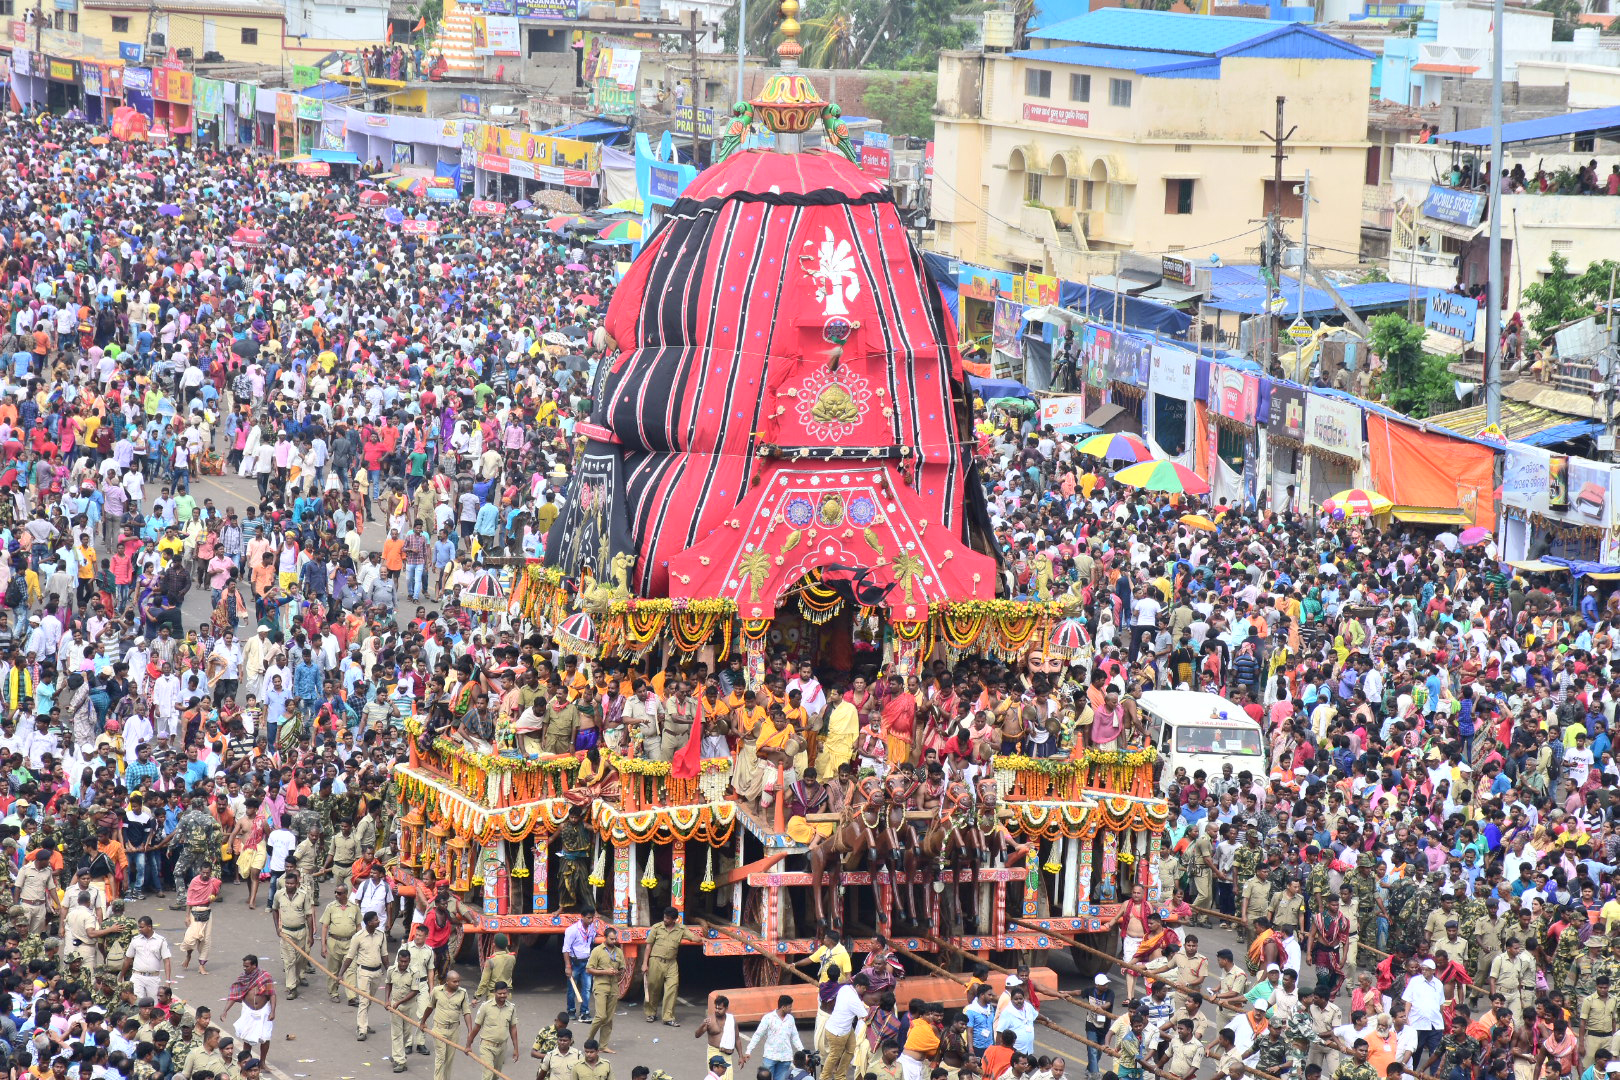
[931,9,1376,279]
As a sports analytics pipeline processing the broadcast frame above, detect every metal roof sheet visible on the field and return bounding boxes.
[1437,104,1620,147]
[1011,45,1199,71]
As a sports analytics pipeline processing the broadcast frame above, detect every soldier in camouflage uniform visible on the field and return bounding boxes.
[170,798,222,911]
[1230,832,1261,942]
[1331,1040,1379,1080]
[58,808,96,884]
[101,899,139,971]
[1437,1013,1481,1080]
[1304,846,1333,924]
[1599,936,1620,991]
[1384,875,1423,956]
[1348,856,1386,952]
[1572,936,1607,998]
[92,970,135,1015]
[1251,1029,1291,1077]
[1553,906,1585,993]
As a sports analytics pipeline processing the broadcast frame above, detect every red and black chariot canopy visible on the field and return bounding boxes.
[545,148,998,619]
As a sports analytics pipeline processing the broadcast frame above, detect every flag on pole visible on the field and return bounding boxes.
[386,22,393,39]
[413,15,425,31]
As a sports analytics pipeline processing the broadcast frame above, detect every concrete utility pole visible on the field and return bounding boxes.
[736,0,746,101]
[1260,96,1296,375]
[1485,0,1505,428]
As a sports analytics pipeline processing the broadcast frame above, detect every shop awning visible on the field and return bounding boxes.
[1508,559,1566,573]
[1391,505,1472,525]
[1588,572,1620,581]
[312,149,361,164]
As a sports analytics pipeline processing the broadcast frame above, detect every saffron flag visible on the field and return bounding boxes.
[671,694,704,779]
[413,16,425,31]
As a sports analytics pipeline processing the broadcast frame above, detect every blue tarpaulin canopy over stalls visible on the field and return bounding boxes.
[539,119,630,140]
[970,376,1035,399]
[1201,265,1410,318]
[922,252,960,326]
[1058,281,1192,338]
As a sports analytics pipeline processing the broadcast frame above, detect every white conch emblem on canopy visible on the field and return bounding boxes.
[802,227,861,317]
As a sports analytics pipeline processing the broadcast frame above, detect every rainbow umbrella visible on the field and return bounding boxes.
[1320,488,1393,517]
[1076,432,1155,463]
[1113,460,1210,496]
[598,219,644,243]
[544,214,590,233]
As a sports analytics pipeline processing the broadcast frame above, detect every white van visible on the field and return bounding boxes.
[1138,690,1268,794]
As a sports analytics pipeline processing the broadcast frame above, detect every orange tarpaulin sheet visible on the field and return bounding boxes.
[1367,414,1496,532]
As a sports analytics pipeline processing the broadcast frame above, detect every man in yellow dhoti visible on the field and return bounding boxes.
[815,687,859,777]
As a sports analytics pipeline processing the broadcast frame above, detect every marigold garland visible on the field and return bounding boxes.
[672,610,722,653]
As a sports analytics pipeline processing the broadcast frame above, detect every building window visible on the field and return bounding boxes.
[1164,178,1194,215]
[1574,135,1595,153]
[241,26,258,44]
[1025,171,1043,203]
[1025,68,1051,98]
[111,15,129,30]
[1067,178,1080,205]
[0,0,12,15]
[1365,145,1382,186]
[1262,179,1303,219]
[1069,73,1090,102]
[1108,78,1132,107]
[1106,182,1126,214]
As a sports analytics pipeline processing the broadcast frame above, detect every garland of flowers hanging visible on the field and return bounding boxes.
[715,615,735,662]
[797,581,845,625]
[640,848,659,890]
[592,802,738,847]
[700,845,717,892]
[1110,381,1146,401]
[989,614,1041,661]
[588,838,607,888]
[622,608,670,656]
[511,840,529,879]
[1005,801,1096,840]
[672,610,722,654]
[740,618,771,643]
[939,610,988,652]
[1530,511,1605,541]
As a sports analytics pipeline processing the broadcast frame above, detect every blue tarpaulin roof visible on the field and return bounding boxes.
[312,149,361,164]
[1516,420,1605,447]
[921,252,960,326]
[1202,265,1411,317]
[299,82,349,100]
[1438,105,1620,147]
[539,119,629,140]
[970,376,1035,399]
[1058,281,1192,338]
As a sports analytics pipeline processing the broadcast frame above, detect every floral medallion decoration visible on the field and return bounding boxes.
[797,365,870,441]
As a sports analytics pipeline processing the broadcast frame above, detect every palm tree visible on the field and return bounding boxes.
[797,0,860,67]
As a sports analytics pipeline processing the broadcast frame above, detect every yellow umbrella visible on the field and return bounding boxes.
[1321,488,1394,516]
[1179,514,1217,532]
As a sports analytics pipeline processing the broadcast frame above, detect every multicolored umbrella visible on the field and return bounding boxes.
[556,612,599,657]
[1320,488,1393,517]
[1047,618,1088,660]
[1113,460,1210,496]
[1076,432,1155,463]
[597,219,644,243]
[544,214,590,233]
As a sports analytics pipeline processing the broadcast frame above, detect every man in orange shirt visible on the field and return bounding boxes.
[901,1001,944,1080]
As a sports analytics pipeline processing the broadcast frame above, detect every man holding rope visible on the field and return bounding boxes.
[221,953,277,1066]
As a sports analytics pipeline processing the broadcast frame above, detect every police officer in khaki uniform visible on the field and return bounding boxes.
[1580,975,1620,1066]
[640,908,697,1026]
[424,970,473,1080]
[321,884,363,1005]
[586,928,626,1052]
[467,981,519,1080]
[534,1029,583,1080]
[271,868,314,999]
[341,912,390,1041]
[1489,937,1537,1020]
[573,1041,613,1080]
[405,924,437,1057]
[383,948,421,1073]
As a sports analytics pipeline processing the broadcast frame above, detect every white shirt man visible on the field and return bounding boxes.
[1401,962,1445,1032]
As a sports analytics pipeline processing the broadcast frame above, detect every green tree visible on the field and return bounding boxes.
[859,75,935,139]
[1358,266,1390,284]
[1535,0,1581,40]
[1523,252,1620,336]
[1371,312,1454,418]
[797,0,859,68]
